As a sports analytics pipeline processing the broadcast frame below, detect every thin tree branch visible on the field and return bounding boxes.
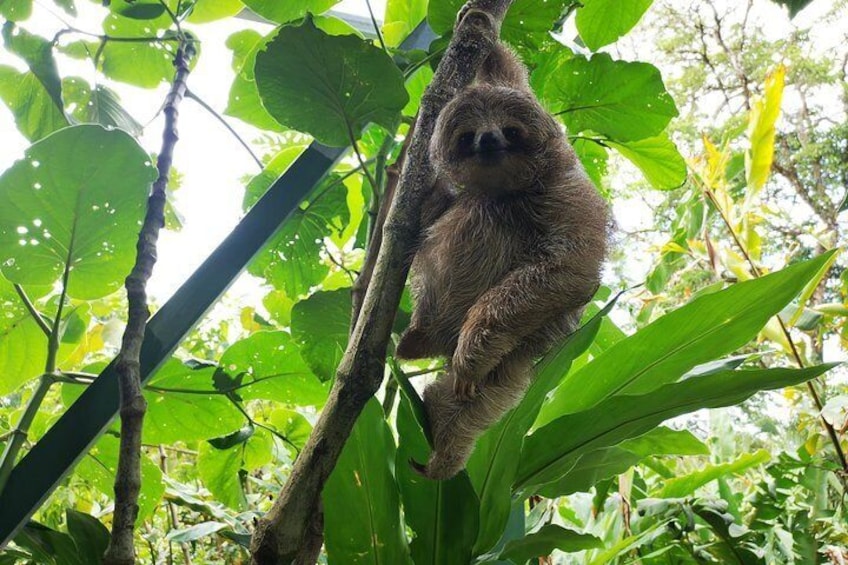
[249,3,514,563]
[103,40,194,565]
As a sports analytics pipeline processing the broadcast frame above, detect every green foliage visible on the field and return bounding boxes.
[255,17,408,146]
[0,125,155,299]
[1,0,845,563]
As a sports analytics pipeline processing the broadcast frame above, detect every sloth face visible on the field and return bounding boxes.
[431,85,562,194]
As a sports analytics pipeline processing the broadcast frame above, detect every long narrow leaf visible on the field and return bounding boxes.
[538,251,836,424]
[517,364,835,493]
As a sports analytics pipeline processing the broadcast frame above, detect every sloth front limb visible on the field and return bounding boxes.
[452,256,598,395]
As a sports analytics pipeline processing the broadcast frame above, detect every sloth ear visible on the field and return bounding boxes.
[476,43,530,91]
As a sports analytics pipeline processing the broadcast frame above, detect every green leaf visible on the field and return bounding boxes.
[324,399,411,564]
[197,441,247,510]
[0,279,48,395]
[572,138,608,191]
[255,17,408,146]
[396,394,479,565]
[0,65,69,141]
[247,176,349,297]
[383,0,426,47]
[516,364,834,493]
[532,51,678,142]
[746,65,785,195]
[539,251,837,423]
[2,23,64,114]
[242,0,339,23]
[291,289,351,382]
[13,522,82,565]
[218,331,327,405]
[187,0,243,23]
[0,0,32,21]
[0,125,156,299]
[657,450,770,498]
[65,510,109,565]
[499,524,603,562]
[467,298,616,555]
[110,0,166,19]
[225,29,287,132]
[62,77,142,136]
[144,362,246,444]
[96,14,178,88]
[575,0,653,51]
[268,407,312,455]
[607,133,687,190]
[536,427,708,497]
[75,434,164,523]
[769,0,814,18]
[167,521,228,543]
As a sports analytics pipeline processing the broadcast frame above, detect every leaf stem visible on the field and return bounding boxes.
[363,0,387,52]
[13,284,51,337]
[0,373,55,493]
[185,89,263,170]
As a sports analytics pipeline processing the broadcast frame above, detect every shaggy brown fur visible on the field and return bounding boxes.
[396,40,608,480]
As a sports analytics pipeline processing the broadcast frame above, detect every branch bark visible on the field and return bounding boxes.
[103,42,193,565]
[249,2,514,562]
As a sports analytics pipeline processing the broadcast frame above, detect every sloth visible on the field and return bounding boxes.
[395,37,609,480]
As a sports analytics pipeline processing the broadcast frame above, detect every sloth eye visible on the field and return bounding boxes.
[502,127,522,143]
[457,132,475,151]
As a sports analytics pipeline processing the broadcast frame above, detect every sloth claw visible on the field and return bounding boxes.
[409,458,428,477]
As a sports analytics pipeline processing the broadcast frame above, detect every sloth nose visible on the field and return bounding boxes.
[476,130,507,153]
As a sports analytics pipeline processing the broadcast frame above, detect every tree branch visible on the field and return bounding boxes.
[248,2,514,563]
[103,41,194,565]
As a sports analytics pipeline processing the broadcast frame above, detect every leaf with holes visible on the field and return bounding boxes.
[242,0,339,23]
[218,331,328,406]
[255,17,408,146]
[0,125,156,299]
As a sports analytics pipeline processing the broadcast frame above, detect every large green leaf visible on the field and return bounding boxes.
[575,0,653,51]
[536,427,708,498]
[242,0,338,23]
[291,289,351,382]
[217,331,327,405]
[0,279,48,395]
[383,0,427,47]
[607,133,687,190]
[255,17,408,146]
[532,51,678,142]
[144,360,245,444]
[0,0,32,21]
[0,125,156,299]
[197,441,247,510]
[62,77,142,136]
[657,449,770,498]
[96,13,178,88]
[225,29,287,132]
[247,175,349,297]
[467,298,615,555]
[324,399,411,565]
[499,524,603,563]
[396,394,479,565]
[539,251,836,423]
[2,23,63,114]
[516,364,834,493]
[65,510,109,565]
[0,66,69,141]
[74,434,164,523]
[187,0,244,23]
